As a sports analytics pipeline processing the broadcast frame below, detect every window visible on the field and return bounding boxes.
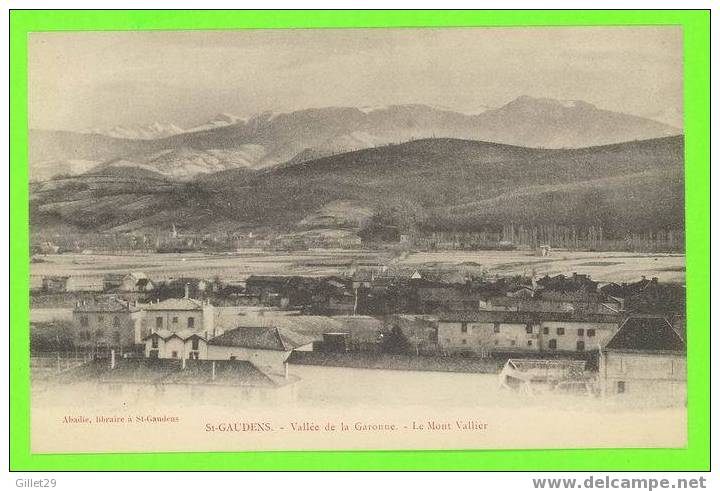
[97,315,104,324]
[527,340,533,346]
[79,330,90,341]
[460,323,468,333]
[172,317,178,324]
[548,339,557,350]
[493,323,500,333]
[113,331,121,344]
[156,317,163,328]
[461,339,467,345]
[80,316,89,327]
[510,340,516,346]
[171,351,178,358]
[494,340,499,346]
[617,381,626,394]
[189,352,199,360]
[151,337,159,349]
[587,329,596,337]
[187,317,195,329]
[577,328,584,336]
[542,327,549,335]
[429,330,438,342]
[229,355,237,360]
[191,338,199,350]
[556,328,565,335]
[95,328,104,339]
[576,340,585,352]
[526,324,533,334]
[113,316,120,327]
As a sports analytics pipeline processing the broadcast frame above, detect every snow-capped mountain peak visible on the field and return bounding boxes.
[186,112,248,133]
[87,122,185,140]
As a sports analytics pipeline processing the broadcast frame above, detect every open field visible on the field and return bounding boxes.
[398,250,685,283]
[30,248,685,288]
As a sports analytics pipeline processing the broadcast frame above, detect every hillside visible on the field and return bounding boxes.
[30,97,681,181]
[28,130,169,182]
[30,135,684,238]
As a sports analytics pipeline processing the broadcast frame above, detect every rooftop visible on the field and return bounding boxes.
[209,326,314,351]
[55,358,288,387]
[438,310,621,324]
[73,297,135,313]
[235,315,343,340]
[605,316,686,353]
[143,329,206,341]
[143,297,205,311]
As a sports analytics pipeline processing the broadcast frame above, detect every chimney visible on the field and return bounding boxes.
[184,283,190,299]
[651,277,659,284]
[110,349,116,370]
[182,356,186,370]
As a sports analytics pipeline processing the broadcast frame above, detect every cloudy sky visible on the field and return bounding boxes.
[29,27,683,131]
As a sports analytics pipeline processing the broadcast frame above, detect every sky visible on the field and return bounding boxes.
[28,27,684,131]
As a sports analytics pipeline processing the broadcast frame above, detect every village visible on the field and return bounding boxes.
[30,256,687,407]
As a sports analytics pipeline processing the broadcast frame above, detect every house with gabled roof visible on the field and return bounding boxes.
[73,296,145,349]
[207,326,314,374]
[140,285,215,338]
[435,310,621,356]
[600,316,686,401]
[143,329,207,360]
[120,272,154,293]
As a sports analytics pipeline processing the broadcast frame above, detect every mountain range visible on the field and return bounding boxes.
[29,96,681,182]
[30,134,684,239]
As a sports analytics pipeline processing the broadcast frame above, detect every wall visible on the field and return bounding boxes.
[601,351,687,402]
[130,310,146,344]
[202,304,215,336]
[437,319,620,356]
[437,321,496,356]
[206,345,291,374]
[146,310,205,335]
[539,321,617,352]
[162,337,185,359]
[145,337,208,359]
[73,311,135,350]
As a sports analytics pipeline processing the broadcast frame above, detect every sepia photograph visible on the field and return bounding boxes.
[27,26,687,454]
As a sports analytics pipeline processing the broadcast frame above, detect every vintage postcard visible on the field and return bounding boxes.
[28,26,686,453]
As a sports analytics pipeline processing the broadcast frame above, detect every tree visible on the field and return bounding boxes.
[381,325,412,354]
[374,198,426,234]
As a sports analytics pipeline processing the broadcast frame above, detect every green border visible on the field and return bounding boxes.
[10,10,710,471]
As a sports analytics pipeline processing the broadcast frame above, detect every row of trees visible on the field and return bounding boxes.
[502,223,684,253]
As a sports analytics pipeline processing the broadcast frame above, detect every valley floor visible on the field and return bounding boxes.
[30,248,686,288]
